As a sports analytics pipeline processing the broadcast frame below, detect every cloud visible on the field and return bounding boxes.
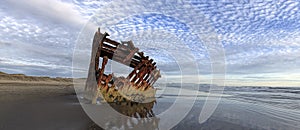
[0,63,71,77]
[0,0,88,77]
[223,30,300,75]
[0,0,299,86]
[0,40,72,77]
[2,0,86,28]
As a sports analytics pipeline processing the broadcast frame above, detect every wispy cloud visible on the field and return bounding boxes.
[3,0,86,28]
[0,0,299,86]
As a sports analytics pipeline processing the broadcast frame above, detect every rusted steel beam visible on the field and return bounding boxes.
[133,55,141,61]
[146,71,154,84]
[137,52,145,58]
[136,68,146,85]
[130,60,147,82]
[85,28,107,92]
[103,41,138,56]
[127,68,137,80]
[150,69,161,86]
[95,33,109,70]
[144,66,155,84]
[87,28,161,104]
[123,48,139,63]
[136,64,152,86]
[100,50,140,68]
[101,37,159,71]
[102,42,117,51]
[97,56,108,87]
[104,37,120,46]
[121,40,135,49]
[103,74,113,92]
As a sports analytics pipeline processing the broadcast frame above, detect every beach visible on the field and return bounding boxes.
[0,74,299,130]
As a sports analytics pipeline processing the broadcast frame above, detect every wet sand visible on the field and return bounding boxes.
[1,82,299,130]
[0,83,98,130]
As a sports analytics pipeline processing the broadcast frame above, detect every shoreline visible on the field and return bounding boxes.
[0,77,299,129]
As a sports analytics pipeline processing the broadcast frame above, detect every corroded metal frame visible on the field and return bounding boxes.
[85,28,161,104]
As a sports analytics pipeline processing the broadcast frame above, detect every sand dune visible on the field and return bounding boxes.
[0,71,75,103]
[0,71,72,85]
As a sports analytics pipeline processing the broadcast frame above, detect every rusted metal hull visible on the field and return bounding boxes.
[85,28,161,104]
[97,76,157,103]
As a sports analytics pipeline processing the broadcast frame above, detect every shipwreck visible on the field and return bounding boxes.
[85,28,161,104]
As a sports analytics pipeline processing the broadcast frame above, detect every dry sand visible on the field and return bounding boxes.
[0,72,73,103]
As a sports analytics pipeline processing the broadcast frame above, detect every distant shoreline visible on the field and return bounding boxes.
[1,71,298,88]
[0,71,72,85]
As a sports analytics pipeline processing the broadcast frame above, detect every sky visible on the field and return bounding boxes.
[0,0,299,87]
